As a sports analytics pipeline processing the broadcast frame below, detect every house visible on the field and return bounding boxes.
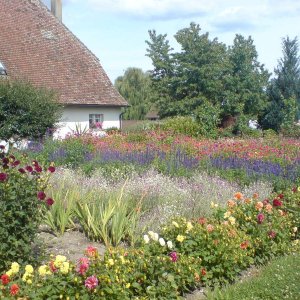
[0,0,128,139]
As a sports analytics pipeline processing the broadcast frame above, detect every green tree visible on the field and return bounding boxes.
[115,68,152,120]
[224,35,270,120]
[261,36,300,130]
[0,80,62,142]
[146,23,228,118]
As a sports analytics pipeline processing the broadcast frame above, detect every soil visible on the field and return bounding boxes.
[37,229,106,263]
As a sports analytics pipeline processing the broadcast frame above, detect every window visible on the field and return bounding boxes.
[89,114,103,129]
[0,61,7,76]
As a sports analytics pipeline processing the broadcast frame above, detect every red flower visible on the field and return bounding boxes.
[278,193,284,199]
[46,198,54,206]
[2,157,9,164]
[273,199,282,207]
[292,187,297,193]
[240,240,249,250]
[201,268,207,276]
[0,172,8,182]
[10,284,19,296]
[37,191,46,200]
[257,213,265,224]
[34,165,43,172]
[48,166,56,173]
[49,261,57,272]
[169,251,178,262]
[1,274,10,285]
[12,160,20,167]
[18,168,26,174]
[25,166,33,172]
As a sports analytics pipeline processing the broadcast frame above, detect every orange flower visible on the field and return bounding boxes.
[228,229,237,238]
[244,198,252,204]
[265,204,273,213]
[201,268,207,276]
[227,200,236,208]
[10,284,19,296]
[234,192,243,200]
[253,193,259,199]
[255,201,264,211]
[198,217,207,225]
[194,272,200,282]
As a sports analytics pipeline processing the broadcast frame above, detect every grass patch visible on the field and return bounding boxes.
[205,253,300,300]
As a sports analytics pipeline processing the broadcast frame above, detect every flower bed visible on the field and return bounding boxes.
[1,189,299,299]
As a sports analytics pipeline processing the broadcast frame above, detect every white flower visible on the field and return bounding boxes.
[153,232,159,241]
[159,238,166,246]
[167,241,173,249]
[143,234,150,244]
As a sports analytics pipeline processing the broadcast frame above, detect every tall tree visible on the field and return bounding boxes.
[146,23,228,118]
[115,68,152,120]
[0,80,61,142]
[224,35,270,119]
[261,36,300,130]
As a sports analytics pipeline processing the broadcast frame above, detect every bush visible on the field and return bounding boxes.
[0,150,54,271]
[161,116,201,137]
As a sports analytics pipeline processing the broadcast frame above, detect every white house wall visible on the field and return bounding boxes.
[53,106,122,139]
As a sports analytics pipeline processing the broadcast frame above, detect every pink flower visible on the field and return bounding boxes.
[37,191,46,200]
[85,246,98,258]
[46,198,54,206]
[273,199,282,207]
[85,275,98,290]
[206,224,214,233]
[76,257,90,275]
[0,172,8,182]
[169,251,178,262]
[18,168,26,174]
[268,231,276,239]
[257,213,265,224]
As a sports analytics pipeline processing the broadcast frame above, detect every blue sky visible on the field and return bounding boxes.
[43,0,300,82]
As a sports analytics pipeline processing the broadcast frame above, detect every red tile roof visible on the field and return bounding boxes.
[0,0,128,106]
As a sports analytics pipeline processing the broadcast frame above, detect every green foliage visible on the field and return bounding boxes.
[195,100,220,138]
[0,152,53,271]
[261,36,300,130]
[74,185,142,247]
[206,253,300,300]
[115,68,152,120]
[0,80,62,142]
[161,116,201,137]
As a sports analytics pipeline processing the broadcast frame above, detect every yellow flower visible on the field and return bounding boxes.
[11,262,20,274]
[54,255,67,268]
[172,221,179,228]
[126,283,131,288]
[119,256,126,264]
[38,265,51,276]
[25,265,34,274]
[108,259,114,266]
[22,272,33,284]
[60,262,70,274]
[210,201,219,208]
[224,211,231,219]
[6,269,13,277]
[176,235,185,243]
[186,222,193,231]
[228,216,236,225]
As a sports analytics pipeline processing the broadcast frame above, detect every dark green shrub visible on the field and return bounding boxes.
[0,151,53,271]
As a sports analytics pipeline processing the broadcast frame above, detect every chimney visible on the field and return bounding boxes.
[51,0,62,22]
